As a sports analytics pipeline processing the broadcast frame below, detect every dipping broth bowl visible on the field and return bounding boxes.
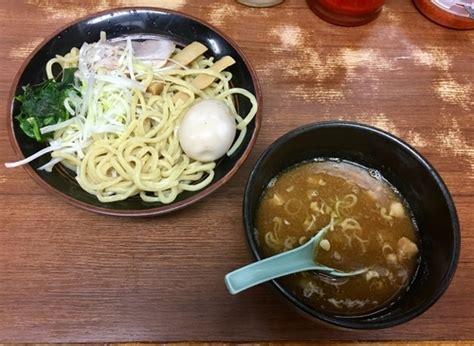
[243,121,460,329]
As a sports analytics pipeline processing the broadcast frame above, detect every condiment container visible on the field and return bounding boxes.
[237,0,285,7]
[306,0,384,26]
[413,0,474,29]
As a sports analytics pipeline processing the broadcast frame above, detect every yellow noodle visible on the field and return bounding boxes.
[46,41,257,204]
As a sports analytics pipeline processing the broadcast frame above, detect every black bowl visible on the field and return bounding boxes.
[243,121,460,329]
[7,7,262,216]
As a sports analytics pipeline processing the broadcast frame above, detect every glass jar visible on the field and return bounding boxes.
[237,0,285,7]
[307,0,385,26]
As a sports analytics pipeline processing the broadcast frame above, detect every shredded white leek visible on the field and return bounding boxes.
[5,141,64,168]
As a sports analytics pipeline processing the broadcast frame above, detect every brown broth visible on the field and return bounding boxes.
[256,159,420,316]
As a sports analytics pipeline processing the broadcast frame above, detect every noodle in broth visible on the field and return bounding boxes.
[256,159,420,315]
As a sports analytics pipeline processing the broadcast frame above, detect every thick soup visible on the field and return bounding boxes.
[256,159,420,315]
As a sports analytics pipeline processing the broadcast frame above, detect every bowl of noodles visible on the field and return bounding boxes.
[6,7,262,216]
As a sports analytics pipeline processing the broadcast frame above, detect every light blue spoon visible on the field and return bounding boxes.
[225,224,368,295]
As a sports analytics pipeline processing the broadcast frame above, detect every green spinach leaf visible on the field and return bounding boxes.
[16,68,78,142]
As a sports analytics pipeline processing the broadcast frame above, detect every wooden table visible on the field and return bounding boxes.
[0,0,473,343]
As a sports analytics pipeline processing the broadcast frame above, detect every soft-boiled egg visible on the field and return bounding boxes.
[178,99,236,162]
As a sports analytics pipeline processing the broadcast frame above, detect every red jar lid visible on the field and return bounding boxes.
[413,0,474,29]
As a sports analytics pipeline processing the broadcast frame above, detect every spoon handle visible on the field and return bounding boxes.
[225,245,326,294]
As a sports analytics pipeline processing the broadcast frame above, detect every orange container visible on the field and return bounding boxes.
[413,0,474,29]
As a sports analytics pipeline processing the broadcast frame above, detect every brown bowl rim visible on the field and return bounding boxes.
[7,6,263,217]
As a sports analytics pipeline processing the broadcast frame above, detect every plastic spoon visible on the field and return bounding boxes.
[225,223,368,295]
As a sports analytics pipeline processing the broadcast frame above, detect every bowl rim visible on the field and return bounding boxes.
[243,120,460,329]
[7,6,262,217]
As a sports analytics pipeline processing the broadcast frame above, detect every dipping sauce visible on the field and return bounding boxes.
[256,159,420,315]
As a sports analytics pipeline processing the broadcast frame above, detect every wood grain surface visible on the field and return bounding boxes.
[0,0,473,343]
